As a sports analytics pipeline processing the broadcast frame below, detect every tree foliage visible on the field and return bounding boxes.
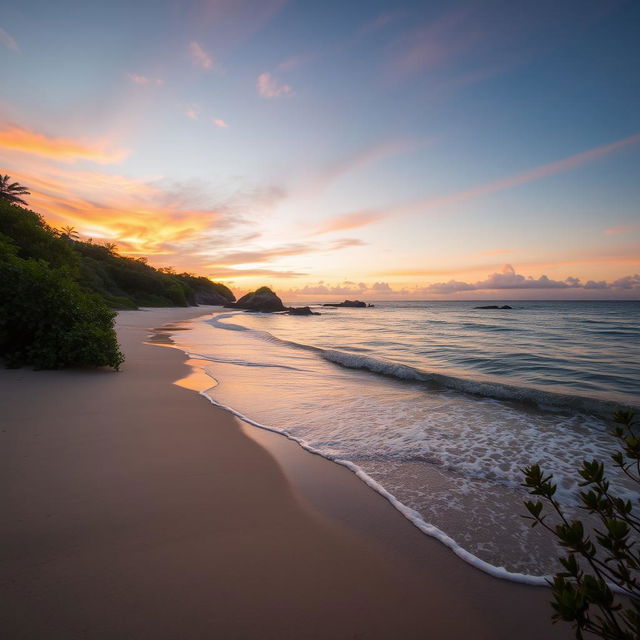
[523,410,640,639]
[0,189,236,370]
[0,198,236,310]
[0,236,124,370]
[0,174,30,206]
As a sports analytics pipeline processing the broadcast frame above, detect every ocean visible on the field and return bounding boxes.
[169,300,640,583]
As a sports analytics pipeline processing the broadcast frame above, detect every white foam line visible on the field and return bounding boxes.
[176,347,552,587]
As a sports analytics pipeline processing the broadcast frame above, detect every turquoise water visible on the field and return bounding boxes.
[172,300,639,579]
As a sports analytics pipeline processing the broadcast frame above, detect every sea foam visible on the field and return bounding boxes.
[169,302,639,579]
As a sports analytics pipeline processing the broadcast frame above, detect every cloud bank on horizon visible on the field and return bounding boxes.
[0,0,638,298]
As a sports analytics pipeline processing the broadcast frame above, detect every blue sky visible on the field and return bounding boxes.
[1,0,639,298]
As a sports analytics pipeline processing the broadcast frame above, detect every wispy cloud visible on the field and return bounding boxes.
[383,244,640,279]
[358,12,397,37]
[276,54,312,71]
[0,125,129,164]
[257,72,293,98]
[206,243,312,266]
[273,10,400,77]
[333,132,640,226]
[127,73,163,86]
[204,236,364,268]
[388,9,481,79]
[481,249,514,256]
[185,105,200,120]
[189,0,287,53]
[212,118,229,128]
[329,238,366,249]
[413,132,640,214]
[311,209,385,235]
[294,137,425,209]
[207,266,307,279]
[0,27,19,53]
[604,223,639,235]
[189,41,216,70]
[319,137,424,187]
[383,2,624,94]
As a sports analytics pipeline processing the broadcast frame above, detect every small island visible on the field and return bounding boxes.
[323,300,368,308]
[475,305,513,310]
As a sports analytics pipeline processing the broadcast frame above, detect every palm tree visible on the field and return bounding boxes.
[0,174,30,206]
[60,225,79,241]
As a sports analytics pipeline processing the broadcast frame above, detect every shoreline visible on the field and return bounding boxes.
[171,345,551,587]
[1,307,570,639]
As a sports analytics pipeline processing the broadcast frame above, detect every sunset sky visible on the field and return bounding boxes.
[1,0,639,300]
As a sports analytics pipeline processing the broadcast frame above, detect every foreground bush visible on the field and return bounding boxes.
[0,238,124,370]
[523,410,639,639]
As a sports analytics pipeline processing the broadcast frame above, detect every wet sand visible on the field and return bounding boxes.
[0,307,570,639]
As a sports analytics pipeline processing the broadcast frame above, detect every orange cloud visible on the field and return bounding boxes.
[0,159,236,266]
[0,126,130,164]
[213,118,229,128]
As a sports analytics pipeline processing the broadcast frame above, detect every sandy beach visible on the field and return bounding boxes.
[0,307,570,639]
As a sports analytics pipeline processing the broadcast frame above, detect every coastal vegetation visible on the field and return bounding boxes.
[0,174,31,206]
[0,186,235,370]
[523,410,639,639]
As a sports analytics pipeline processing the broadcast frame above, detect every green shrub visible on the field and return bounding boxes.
[522,410,639,639]
[0,238,123,370]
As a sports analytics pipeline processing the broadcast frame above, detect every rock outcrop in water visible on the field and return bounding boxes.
[475,305,513,309]
[226,286,287,312]
[322,300,367,308]
[224,287,322,315]
[287,306,320,316]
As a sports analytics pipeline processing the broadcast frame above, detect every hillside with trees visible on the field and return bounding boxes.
[0,190,235,369]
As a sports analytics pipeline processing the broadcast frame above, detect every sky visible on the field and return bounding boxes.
[1,0,639,300]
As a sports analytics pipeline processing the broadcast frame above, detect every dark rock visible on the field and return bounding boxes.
[475,305,513,309]
[287,306,320,316]
[229,286,287,312]
[322,300,367,308]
